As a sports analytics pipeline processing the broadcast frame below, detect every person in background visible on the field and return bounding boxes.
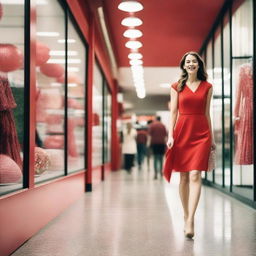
[136,127,148,169]
[146,120,153,170]
[122,122,137,173]
[148,116,167,179]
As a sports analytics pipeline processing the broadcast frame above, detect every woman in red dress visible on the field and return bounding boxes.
[163,52,216,238]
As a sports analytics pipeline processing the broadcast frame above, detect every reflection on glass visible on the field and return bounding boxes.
[206,41,214,182]
[232,0,253,199]
[201,51,206,180]
[103,84,112,163]
[213,28,223,186]
[107,90,112,162]
[232,0,253,57]
[35,0,65,182]
[223,13,231,187]
[0,1,24,194]
[232,59,253,198]
[67,14,86,173]
[92,62,103,167]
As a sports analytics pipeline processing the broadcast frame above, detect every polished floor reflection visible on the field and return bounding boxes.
[12,167,256,256]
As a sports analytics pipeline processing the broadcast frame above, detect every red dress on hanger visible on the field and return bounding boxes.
[234,63,253,165]
[163,81,212,182]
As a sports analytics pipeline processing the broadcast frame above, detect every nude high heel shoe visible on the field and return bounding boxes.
[185,220,194,239]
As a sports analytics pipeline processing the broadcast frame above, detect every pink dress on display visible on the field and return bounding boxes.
[0,76,22,168]
[234,63,253,165]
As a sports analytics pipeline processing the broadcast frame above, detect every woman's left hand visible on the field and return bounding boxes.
[211,142,216,150]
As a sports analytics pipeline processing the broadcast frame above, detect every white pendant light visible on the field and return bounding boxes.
[125,41,142,49]
[123,29,143,39]
[121,17,143,27]
[128,52,143,60]
[118,0,143,12]
[129,59,143,65]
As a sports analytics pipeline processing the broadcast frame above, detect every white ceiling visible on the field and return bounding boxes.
[117,66,181,95]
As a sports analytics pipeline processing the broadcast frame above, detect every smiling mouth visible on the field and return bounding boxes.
[187,66,196,71]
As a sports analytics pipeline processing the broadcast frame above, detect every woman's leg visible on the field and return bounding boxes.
[127,154,133,171]
[186,170,202,237]
[124,154,129,171]
[179,172,190,220]
[153,154,158,179]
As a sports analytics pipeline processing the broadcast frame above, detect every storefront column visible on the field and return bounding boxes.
[85,15,95,192]
[111,80,120,171]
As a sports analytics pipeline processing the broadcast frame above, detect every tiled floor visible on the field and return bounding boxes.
[12,167,256,256]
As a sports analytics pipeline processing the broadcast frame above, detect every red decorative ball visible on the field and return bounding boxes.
[40,63,64,78]
[0,44,23,72]
[0,154,22,184]
[57,73,81,84]
[36,41,50,66]
[34,147,50,175]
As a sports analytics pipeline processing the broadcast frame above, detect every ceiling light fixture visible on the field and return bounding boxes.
[58,39,76,44]
[125,41,142,49]
[130,59,143,65]
[37,32,60,37]
[118,0,143,12]
[68,67,80,72]
[128,52,143,60]
[50,51,78,56]
[123,29,142,39]
[47,59,81,64]
[121,17,143,27]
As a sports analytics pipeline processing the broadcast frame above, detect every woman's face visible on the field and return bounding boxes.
[183,54,199,75]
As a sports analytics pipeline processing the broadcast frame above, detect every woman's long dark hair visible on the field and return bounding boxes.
[177,51,208,92]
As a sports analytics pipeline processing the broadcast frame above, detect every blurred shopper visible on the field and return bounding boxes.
[122,122,137,173]
[136,127,148,169]
[146,120,153,170]
[163,52,216,239]
[148,116,167,179]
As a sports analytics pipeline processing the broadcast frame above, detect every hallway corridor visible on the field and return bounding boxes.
[12,168,256,256]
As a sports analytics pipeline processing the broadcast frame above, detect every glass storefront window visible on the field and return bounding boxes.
[213,27,223,186]
[67,14,86,173]
[206,40,214,182]
[223,13,231,187]
[201,51,206,180]
[0,1,24,194]
[103,83,112,163]
[35,0,66,182]
[92,62,103,167]
[231,0,253,199]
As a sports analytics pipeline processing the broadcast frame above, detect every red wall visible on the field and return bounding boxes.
[0,172,85,256]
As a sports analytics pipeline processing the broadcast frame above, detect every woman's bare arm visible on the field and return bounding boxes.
[205,87,215,145]
[168,87,178,138]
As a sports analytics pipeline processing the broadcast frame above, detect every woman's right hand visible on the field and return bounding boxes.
[166,136,174,149]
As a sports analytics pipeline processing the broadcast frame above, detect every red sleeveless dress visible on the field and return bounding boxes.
[163,81,212,182]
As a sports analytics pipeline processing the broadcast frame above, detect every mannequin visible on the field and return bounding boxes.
[0,74,22,168]
[234,62,253,165]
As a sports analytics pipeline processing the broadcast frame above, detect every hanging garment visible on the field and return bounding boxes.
[234,63,253,165]
[0,76,22,168]
[163,81,212,182]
